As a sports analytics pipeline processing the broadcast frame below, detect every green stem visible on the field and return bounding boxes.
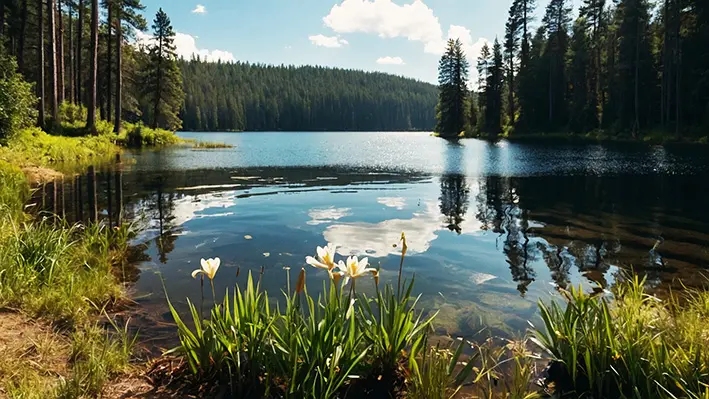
[210,278,216,305]
[200,275,204,320]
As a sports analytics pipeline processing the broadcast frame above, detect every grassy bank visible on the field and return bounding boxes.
[0,127,142,397]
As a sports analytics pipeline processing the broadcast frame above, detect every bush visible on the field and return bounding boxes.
[122,122,181,148]
[0,127,120,173]
[0,44,37,141]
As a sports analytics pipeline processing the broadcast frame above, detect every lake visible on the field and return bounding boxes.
[35,132,709,345]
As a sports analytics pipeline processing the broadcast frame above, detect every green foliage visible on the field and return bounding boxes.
[192,141,234,149]
[408,339,478,399]
[530,276,709,398]
[0,127,120,173]
[436,39,469,138]
[121,122,181,147]
[180,60,438,132]
[359,277,435,377]
[141,8,185,131]
[0,44,37,141]
[58,316,137,398]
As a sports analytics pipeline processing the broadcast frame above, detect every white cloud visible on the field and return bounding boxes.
[324,0,443,53]
[447,25,490,66]
[135,30,236,63]
[377,197,406,208]
[309,34,349,48]
[307,207,352,225]
[376,56,405,65]
[192,4,207,14]
[322,0,490,81]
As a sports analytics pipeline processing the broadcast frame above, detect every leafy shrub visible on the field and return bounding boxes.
[122,122,180,148]
[0,44,37,141]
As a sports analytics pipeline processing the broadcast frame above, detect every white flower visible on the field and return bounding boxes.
[337,256,378,286]
[306,244,337,271]
[191,257,220,280]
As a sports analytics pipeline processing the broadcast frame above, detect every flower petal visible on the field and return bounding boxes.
[200,258,208,270]
[191,269,203,279]
[316,246,326,259]
[306,256,329,270]
[213,257,221,269]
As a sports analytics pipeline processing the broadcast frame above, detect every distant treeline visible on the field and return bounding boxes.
[179,61,438,132]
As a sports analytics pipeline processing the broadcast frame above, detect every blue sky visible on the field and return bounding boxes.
[139,0,583,84]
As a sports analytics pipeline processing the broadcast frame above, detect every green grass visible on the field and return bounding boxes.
[192,140,234,149]
[119,122,182,148]
[164,238,542,397]
[531,276,709,398]
[0,127,120,174]
[0,145,138,397]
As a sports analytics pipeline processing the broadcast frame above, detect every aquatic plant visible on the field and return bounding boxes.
[165,233,491,397]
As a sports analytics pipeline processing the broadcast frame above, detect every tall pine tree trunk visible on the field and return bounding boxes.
[38,0,45,128]
[508,56,514,124]
[68,0,73,102]
[114,4,121,133]
[674,0,681,138]
[58,0,65,103]
[48,0,59,125]
[86,0,98,134]
[152,36,162,129]
[76,0,83,104]
[18,0,28,71]
[106,0,112,122]
[632,21,640,137]
[0,2,4,37]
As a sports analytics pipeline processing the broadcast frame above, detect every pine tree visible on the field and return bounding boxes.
[569,17,595,132]
[86,0,98,133]
[504,0,522,125]
[484,39,504,135]
[476,42,491,130]
[516,0,537,129]
[580,0,605,127]
[37,0,44,127]
[143,8,184,130]
[542,0,572,128]
[114,0,145,132]
[435,38,469,138]
[616,0,653,136]
[48,0,59,125]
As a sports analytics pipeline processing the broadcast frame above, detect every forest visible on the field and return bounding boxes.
[179,61,438,132]
[437,0,709,140]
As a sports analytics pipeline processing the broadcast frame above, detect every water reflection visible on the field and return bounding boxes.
[32,136,709,340]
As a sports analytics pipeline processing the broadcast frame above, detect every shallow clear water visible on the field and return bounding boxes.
[40,132,709,342]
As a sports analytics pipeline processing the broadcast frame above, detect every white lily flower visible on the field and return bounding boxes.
[191,257,220,280]
[337,256,378,286]
[306,244,337,271]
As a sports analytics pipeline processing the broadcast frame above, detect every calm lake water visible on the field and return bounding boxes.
[36,132,709,344]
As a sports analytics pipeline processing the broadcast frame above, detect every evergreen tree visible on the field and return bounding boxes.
[504,0,522,125]
[484,39,504,135]
[86,0,98,133]
[143,8,183,130]
[615,0,653,135]
[542,0,572,129]
[569,17,595,132]
[580,0,605,127]
[516,0,536,127]
[113,0,145,132]
[435,38,469,138]
[476,42,491,130]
